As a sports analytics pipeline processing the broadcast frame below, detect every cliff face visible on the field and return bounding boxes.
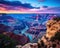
[46,20,60,39]
[40,20,60,43]
[38,18,60,48]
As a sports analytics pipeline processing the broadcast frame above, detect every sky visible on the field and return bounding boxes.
[0,0,60,13]
[4,0,60,7]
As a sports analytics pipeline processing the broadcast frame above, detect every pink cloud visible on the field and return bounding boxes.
[0,4,60,13]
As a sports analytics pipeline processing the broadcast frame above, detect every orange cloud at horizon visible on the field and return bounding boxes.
[0,5,60,14]
[0,7,30,13]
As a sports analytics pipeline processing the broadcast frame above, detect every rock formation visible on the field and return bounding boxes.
[38,17,60,48]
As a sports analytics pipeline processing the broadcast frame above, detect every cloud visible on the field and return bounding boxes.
[0,0,34,9]
[0,0,60,13]
[37,7,60,13]
[0,4,30,12]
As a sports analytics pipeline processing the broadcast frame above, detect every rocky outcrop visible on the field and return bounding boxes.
[38,17,60,48]
[22,43,38,48]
